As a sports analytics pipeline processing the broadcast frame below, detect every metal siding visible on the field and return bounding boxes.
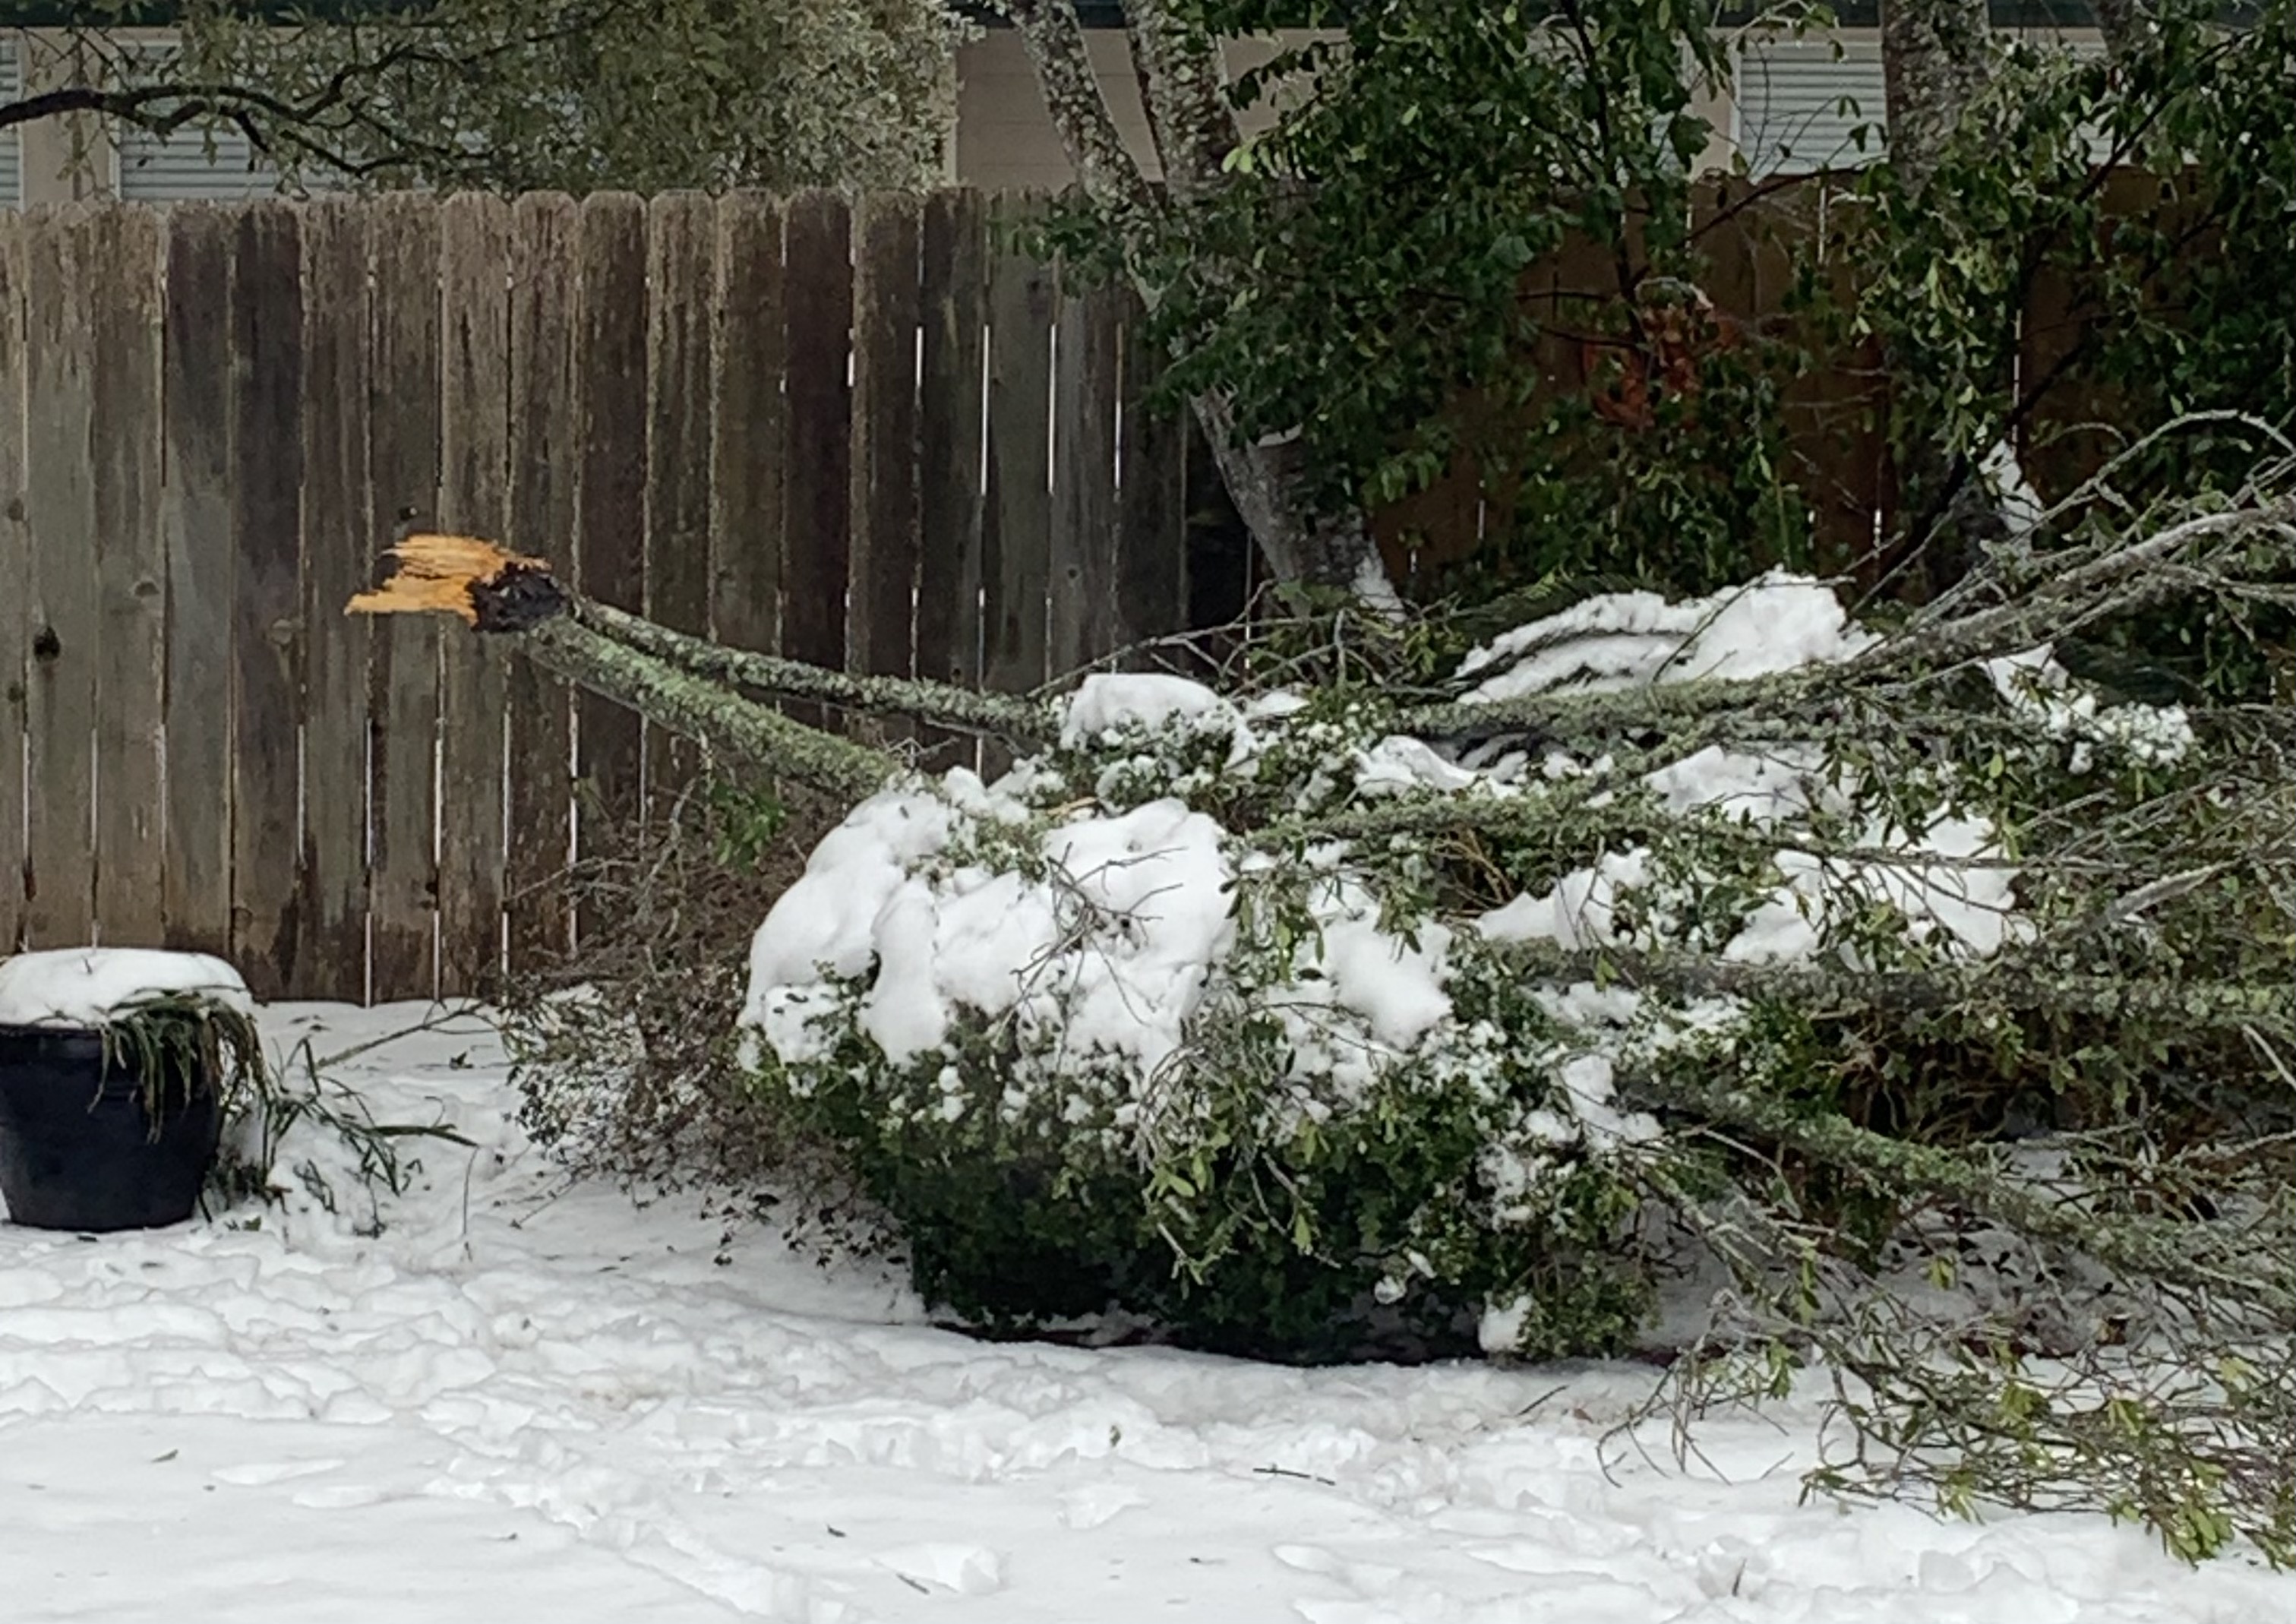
[113,43,332,202]
[1735,39,1888,176]
[118,122,285,202]
[0,44,19,207]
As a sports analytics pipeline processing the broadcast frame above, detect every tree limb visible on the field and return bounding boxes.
[1388,499,2296,750]
[1879,0,1994,192]
[1486,939,2296,1036]
[995,0,1161,231]
[1644,1070,2296,1319]
[570,598,1058,748]
[517,619,892,801]
[346,536,895,800]
[1118,0,1239,200]
[2090,0,2142,58]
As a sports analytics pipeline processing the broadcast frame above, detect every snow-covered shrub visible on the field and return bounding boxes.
[737,568,2241,1359]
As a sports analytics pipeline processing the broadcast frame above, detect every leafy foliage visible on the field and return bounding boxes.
[747,820,1663,1364]
[99,992,267,1135]
[1813,2,2296,659]
[206,1016,478,1231]
[1049,0,1814,595]
[27,0,972,192]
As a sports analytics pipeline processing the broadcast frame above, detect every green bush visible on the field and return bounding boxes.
[737,561,2252,1363]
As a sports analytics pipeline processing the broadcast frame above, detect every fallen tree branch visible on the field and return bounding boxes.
[570,599,1057,749]
[1395,498,2296,749]
[1641,1071,2296,1321]
[516,620,892,801]
[1486,938,2296,1035]
[348,535,894,800]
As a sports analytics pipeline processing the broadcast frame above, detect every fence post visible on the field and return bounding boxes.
[229,201,306,1000]
[438,192,514,996]
[302,197,375,1001]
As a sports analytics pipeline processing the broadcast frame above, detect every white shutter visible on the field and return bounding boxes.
[1734,38,1888,178]
[0,43,21,207]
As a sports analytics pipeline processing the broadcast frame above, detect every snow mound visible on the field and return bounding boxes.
[1985,644,2194,771]
[0,947,254,1030]
[1060,671,1239,747]
[1456,569,1879,702]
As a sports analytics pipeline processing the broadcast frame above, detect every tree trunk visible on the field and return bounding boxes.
[1879,0,2009,595]
[998,0,1396,603]
[1879,0,1993,191]
[1194,403,1402,606]
[1118,1,1236,201]
[2090,0,2140,58]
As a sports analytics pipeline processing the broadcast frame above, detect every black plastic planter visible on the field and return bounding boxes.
[0,1025,222,1231]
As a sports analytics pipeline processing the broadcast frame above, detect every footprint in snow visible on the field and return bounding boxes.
[875,1542,1007,1597]
[210,1457,349,1487]
[1058,1483,1150,1530]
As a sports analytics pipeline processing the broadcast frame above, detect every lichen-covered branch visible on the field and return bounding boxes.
[570,599,1057,748]
[1391,500,2296,750]
[1881,0,1995,191]
[996,0,1161,234]
[2090,0,2143,57]
[515,621,892,801]
[1488,940,2296,1035]
[1119,0,1240,199]
[347,536,894,800]
[1641,1070,2296,1319]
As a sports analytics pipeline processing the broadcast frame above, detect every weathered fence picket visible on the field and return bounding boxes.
[0,181,2155,1001]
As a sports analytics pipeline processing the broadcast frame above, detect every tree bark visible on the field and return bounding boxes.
[997,0,1396,602]
[2090,0,2141,58]
[1879,0,1994,191]
[996,0,1161,234]
[573,597,1056,749]
[516,618,894,801]
[1193,401,1402,606]
[1119,0,1238,200]
[1878,0,2010,595]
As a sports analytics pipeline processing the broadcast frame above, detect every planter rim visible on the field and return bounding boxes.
[0,1025,226,1092]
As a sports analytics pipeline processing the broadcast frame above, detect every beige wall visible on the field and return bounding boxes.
[955,30,1322,190]
[956,31,1737,189]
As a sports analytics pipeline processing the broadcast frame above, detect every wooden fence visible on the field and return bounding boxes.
[0,189,1254,1003]
[0,177,2173,1003]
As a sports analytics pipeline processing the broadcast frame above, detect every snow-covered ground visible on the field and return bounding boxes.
[2,1003,2289,1622]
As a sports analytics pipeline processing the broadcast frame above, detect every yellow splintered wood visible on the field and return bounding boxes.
[346,533,548,622]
